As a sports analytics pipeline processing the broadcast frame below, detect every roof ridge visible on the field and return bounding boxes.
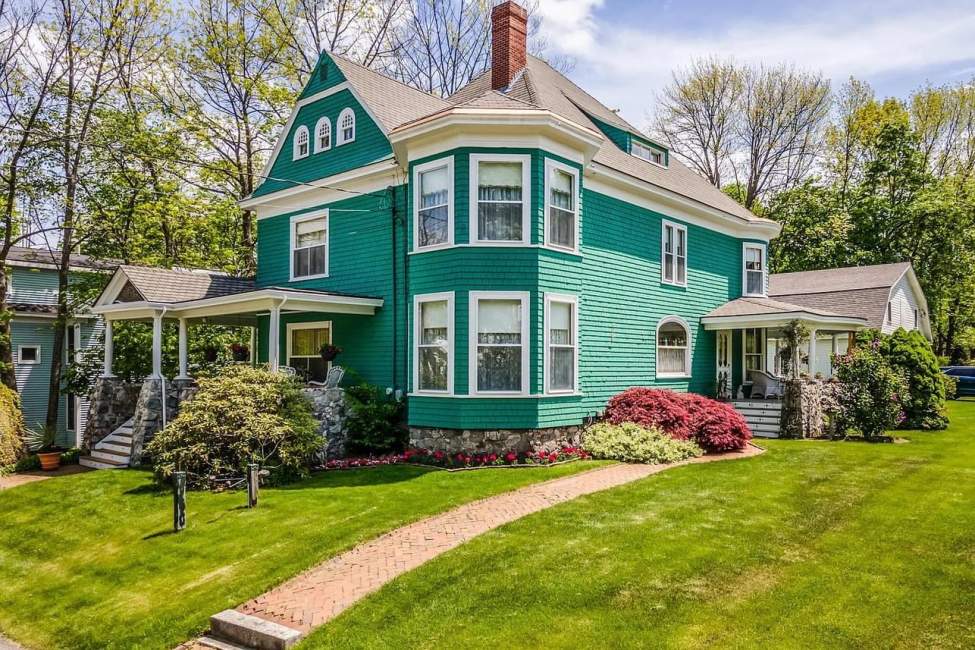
[326,50,450,105]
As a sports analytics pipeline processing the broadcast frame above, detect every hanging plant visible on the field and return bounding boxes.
[319,343,343,362]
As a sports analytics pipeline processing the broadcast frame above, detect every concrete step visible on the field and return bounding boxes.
[80,456,127,470]
[91,449,130,464]
[209,610,303,650]
[197,636,253,650]
[739,415,780,425]
[96,441,132,454]
[733,401,783,410]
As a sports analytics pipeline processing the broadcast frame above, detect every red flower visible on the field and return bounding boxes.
[505,452,517,463]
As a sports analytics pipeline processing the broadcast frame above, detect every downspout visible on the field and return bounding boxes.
[389,184,398,391]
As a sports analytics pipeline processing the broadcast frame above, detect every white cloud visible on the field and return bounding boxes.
[534,1,975,125]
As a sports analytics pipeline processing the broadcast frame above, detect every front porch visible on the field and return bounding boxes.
[85,266,384,465]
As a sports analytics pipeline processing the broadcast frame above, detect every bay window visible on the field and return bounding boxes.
[545,160,578,251]
[414,293,453,393]
[661,221,687,286]
[414,158,453,249]
[291,212,328,280]
[743,243,767,297]
[656,317,690,377]
[470,154,530,244]
[545,294,577,393]
[470,292,528,394]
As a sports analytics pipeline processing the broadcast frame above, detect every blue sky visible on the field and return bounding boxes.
[533,0,975,128]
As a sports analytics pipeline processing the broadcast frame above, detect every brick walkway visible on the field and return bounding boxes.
[237,445,762,636]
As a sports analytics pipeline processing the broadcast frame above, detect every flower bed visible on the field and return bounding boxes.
[317,446,591,472]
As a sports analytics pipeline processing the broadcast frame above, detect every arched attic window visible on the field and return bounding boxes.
[315,117,331,153]
[656,316,691,378]
[337,108,355,145]
[293,125,310,160]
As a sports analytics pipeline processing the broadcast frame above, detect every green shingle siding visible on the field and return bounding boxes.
[298,53,347,100]
[10,267,58,304]
[255,188,408,389]
[11,319,68,445]
[252,89,392,198]
[588,115,669,165]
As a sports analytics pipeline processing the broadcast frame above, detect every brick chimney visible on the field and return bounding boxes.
[491,1,528,90]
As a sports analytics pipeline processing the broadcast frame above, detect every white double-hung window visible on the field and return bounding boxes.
[545,160,578,251]
[469,292,529,394]
[661,221,687,286]
[545,294,578,393]
[470,154,530,244]
[414,293,453,393]
[314,117,331,152]
[413,157,453,249]
[291,211,328,280]
[293,125,310,159]
[337,108,355,144]
[743,243,767,297]
[656,317,691,378]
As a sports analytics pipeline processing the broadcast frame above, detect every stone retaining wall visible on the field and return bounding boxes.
[84,377,142,450]
[409,425,583,454]
[302,387,347,460]
[130,378,198,466]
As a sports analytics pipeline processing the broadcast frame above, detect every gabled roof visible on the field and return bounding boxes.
[328,52,451,132]
[705,296,859,320]
[769,262,912,295]
[768,262,925,333]
[104,266,256,304]
[6,246,117,271]
[446,56,766,225]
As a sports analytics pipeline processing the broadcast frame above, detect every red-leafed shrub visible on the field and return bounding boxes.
[681,393,752,452]
[604,388,693,439]
[604,388,752,453]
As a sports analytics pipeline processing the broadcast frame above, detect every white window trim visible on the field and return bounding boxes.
[631,140,667,168]
[285,320,332,366]
[293,125,310,160]
[544,293,579,394]
[742,242,768,298]
[290,210,329,281]
[413,292,454,395]
[661,220,688,287]
[469,153,532,246]
[655,315,692,379]
[468,291,530,396]
[412,157,454,252]
[337,107,355,145]
[17,345,40,365]
[543,158,580,253]
[314,116,332,153]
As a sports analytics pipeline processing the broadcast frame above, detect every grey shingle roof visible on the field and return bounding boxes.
[705,296,860,320]
[443,56,767,224]
[115,266,256,303]
[769,262,911,295]
[7,246,118,271]
[329,53,451,132]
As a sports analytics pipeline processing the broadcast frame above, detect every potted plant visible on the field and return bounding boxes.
[230,342,250,362]
[25,427,64,471]
[320,343,343,363]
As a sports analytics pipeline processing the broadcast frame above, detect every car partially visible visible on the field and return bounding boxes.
[942,366,975,397]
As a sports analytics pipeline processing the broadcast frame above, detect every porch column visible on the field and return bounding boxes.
[151,311,164,379]
[176,318,189,380]
[807,328,818,376]
[102,319,115,377]
[268,304,281,372]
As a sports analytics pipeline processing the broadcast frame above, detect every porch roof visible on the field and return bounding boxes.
[91,266,383,320]
[701,296,868,331]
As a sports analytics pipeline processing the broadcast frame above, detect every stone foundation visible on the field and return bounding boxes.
[409,425,583,455]
[302,387,347,460]
[84,376,142,450]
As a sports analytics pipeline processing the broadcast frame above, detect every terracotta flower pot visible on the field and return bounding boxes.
[37,451,61,471]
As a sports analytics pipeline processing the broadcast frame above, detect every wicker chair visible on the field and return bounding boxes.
[747,369,785,399]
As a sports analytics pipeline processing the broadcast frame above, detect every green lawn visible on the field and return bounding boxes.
[0,461,603,649]
[303,400,975,649]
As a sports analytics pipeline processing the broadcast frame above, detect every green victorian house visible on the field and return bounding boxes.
[87,2,931,454]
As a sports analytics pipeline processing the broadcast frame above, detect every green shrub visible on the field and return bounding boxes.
[0,383,25,470]
[146,366,320,488]
[868,328,949,429]
[833,342,908,438]
[344,384,406,456]
[582,422,703,464]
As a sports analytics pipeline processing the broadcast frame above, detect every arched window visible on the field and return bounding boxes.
[337,108,355,145]
[293,125,310,160]
[314,117,331,153]
[656,317,691,378]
